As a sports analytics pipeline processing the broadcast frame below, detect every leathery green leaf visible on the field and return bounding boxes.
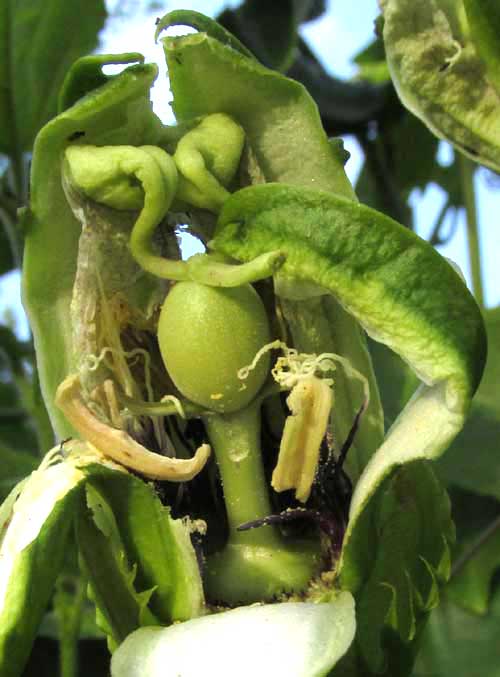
[214,183,486,523]
[339,461,454,674]
[380,0,500,172]
[111,592,355,677]
[84,467,205,624]
[23,56,162,438]
[0,449,87,677]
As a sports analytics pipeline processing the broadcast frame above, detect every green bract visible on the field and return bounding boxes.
[0,7,488,677]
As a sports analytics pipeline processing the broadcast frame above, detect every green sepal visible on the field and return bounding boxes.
[155,10,255,60]
[76,481,159,651]
[381,0,500,171]
[58,53,146,113]
[339,461,455,675]
[23,56,163,437]
[162,24,355,197]
[0,455,87,677]
[111,592,356,677]
[81,466,205,625]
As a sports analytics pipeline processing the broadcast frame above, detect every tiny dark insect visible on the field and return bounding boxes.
[463,145,479,157]
[68,131,86,142]
[155,17,161,25]
[59,437,73,454]
[438,62,450,73]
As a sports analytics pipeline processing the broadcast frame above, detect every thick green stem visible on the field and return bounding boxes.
[459,155,484,308]
[204,403,279,549]
[203,401,320,604]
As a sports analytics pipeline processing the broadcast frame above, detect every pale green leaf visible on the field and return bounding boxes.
[111,593,356,677]
[0,450,86,677]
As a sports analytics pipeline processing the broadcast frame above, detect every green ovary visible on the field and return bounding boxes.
[158,281,270,414]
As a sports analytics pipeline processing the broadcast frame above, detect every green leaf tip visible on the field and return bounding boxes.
[58,53,146,112]
[154,9,254,60]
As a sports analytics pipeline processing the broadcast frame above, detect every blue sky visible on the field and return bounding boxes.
[1,0,498,338]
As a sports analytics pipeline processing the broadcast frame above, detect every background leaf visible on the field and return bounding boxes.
[339,461,455,675]
[446,489,500,615]
[218,0,298,72]
[413,583,500,677]
[0,0,106,156]
[0,443,37,501]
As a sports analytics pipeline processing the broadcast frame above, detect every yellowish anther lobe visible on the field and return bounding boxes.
[55,374,210,481]
[272,376,333,503]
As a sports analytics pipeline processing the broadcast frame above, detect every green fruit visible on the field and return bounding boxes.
[158,281,270,413]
